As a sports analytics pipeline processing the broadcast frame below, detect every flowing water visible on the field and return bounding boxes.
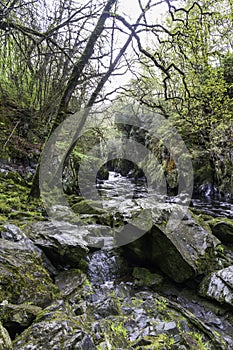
[191,197,233,219]
[85,171,233,348]
[97,170,233,218]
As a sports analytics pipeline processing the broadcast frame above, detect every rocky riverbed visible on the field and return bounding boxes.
[1,169,233,349]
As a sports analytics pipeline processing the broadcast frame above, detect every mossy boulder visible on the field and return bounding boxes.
[72,199,106,215]
[13,301,96,350]
[132,267,163,287]
[0,301,41,336]
[122,207,221,283]
[25,221,89,269]
[0,238,59,308]
[199,266,233,306]
[208,218,233,244]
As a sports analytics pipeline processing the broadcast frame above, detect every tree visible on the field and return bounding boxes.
[120,0,233,195]
[29,0,157,197]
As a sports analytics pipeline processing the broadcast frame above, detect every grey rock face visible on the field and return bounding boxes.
[199,266,233,306]
[0,238,59,307]
[122,207,221,283]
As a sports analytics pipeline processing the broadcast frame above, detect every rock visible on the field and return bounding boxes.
[132,267,163,287]
[122,207,221,283]
[25,221,89,269]
[0,302,41,337]
[209,218,233,244]
[199,266,233,306]
[0,238,59,307]
[0,321,12,350]
[2,224,58,276]
[88,250,129,285]
[55,269,87,297]
[13,300,97,350]
[72,200,106,215]
[1,224,26,241]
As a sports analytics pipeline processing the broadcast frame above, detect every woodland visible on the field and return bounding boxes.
[0,0,232,197]
[0,0,233,349]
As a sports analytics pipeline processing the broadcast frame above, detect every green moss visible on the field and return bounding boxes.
[0,252,60,308]
[186,332,211,350]
[132,267,163,287]
[0,171,45,223]
[72,200,106,215]
[0,202,11,214]
[131,334,175,349]
[155,297,168,313]
[110,322,127,338]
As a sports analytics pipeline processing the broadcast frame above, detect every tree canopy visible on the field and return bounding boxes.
[0,0,232,196]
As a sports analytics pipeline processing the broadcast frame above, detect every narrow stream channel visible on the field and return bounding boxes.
[84,171,233,348]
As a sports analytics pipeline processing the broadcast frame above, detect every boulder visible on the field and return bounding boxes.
[13,301,97,350]
[0,238,59,307]
[72,200,106,215]
[122,206,221,283]
[2,224,58,276]
[55,269,87,297]
[209,218,233,244]
[25,221,89,269]
[0,301,41,329]
[132,267,163,287]
[199,266,233,306]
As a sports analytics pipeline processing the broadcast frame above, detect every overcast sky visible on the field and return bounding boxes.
[108,0,168,93]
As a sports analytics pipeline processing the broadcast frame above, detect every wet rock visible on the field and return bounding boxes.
[0,301,41,338]
[0,321,12,350]
[72,200,106,215]
[93,297,120,318]
[55,269,87,297]
[0,238,59,307]
[1,224,26,241]
[209,218,233,244]
[25,221,89,269]
[132,267,163,287]
[199,266,233,306]
[123,207,221,283]
[2,224,58,276]
[13,301,97,350]
[88,250,129,285]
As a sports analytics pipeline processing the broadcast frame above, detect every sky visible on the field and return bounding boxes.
[108,0,168,92]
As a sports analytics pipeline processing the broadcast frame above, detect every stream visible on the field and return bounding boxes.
[2,166,233,349]
[84,171,233,348]
[98,171,233,218]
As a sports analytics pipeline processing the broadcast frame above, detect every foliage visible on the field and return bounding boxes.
[123,0,233,194]
[0,0,232,196]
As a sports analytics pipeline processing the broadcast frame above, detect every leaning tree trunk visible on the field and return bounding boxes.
[29,0,118,198]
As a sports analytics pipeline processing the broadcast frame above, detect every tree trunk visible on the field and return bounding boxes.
[29,0,117,198]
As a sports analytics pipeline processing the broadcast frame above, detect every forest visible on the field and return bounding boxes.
[0,0,233,349]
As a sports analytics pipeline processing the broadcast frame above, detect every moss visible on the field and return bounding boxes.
[95,317,129,349]
[8,211,43,220]
[72,200,106,215]
[185,332,211,350]
[131,334,175,349]
[66,194,83,206]
[0,171,45,223]
[0,252,60,308]
[0,321,13,349]
[132,267,163,287]
[208,217,233,227]
[0,202,11,214]
[110,322,127,338]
